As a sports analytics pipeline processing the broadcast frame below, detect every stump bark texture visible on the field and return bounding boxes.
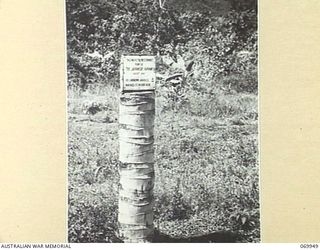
[118,91,155,242]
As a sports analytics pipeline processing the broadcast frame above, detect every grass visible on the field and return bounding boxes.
[68,77,260,243]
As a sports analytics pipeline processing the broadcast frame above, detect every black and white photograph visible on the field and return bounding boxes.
[67,0,259,243]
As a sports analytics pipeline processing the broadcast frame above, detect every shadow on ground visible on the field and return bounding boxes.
[153,230,241,243]
[112,230,241,243]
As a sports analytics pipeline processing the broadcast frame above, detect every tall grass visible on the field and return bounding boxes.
[68,75,259,242]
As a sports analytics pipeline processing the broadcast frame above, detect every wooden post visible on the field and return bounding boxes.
[118,55,156,242]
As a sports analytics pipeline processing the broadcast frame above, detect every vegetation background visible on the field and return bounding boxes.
[66,0,259,243]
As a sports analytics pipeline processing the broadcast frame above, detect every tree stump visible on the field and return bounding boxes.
[118,91,155,242]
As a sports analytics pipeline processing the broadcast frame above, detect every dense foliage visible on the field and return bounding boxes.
[66,0,257,91]
[67,0,259,243]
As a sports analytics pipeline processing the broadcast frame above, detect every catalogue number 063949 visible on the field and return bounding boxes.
[300,244,319,248]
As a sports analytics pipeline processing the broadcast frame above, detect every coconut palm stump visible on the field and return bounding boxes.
[118,91,155,242]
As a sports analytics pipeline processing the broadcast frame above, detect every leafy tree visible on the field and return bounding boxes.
[66,0,257,92]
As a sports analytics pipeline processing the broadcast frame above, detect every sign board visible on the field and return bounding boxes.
[120,55,156,91]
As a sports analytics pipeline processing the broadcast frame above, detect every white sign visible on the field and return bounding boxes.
[120,55,156,91]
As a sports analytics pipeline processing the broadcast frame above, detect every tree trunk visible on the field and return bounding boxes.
[118,91,155,242]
